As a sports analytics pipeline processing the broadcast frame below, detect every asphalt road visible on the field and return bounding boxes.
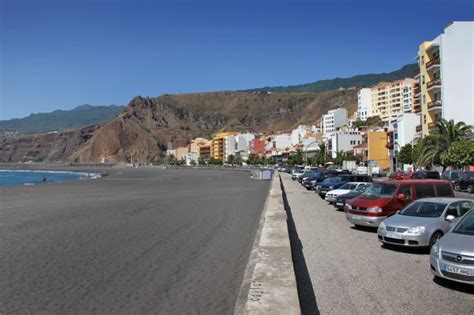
[0,168,270,314]
[280,173,474,314]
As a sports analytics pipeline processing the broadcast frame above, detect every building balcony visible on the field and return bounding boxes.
[413,105,421,113]
[428,121,438,130]
[427,79,441,92]
[414,97,420,105]
[427,100,442,112]
[426,58,440,72]
[414,68,420,78]
[416,125,422,133]
[414,87,421,96]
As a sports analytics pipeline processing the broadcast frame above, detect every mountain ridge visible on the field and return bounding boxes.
[0,104,125,133]
[244,64,417,93]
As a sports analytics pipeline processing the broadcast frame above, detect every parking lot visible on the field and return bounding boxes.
[280,173,474,314]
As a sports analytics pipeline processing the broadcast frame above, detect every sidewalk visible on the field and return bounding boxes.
[280,173,474,314]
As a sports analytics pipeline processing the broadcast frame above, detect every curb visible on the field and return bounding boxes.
[234,172,300,314]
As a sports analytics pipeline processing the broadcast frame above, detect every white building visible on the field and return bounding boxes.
[224,135,237,160]
[438,22,474,127]
[290,125,320,145]
[236,133,254,153]
[321,108,348,136]
[273,134,293,150]
[327,130,363,158]
[357,88,372,121]
[394,113,421,148]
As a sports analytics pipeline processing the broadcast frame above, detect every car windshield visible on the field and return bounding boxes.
[323,176,343,184]
[453,210,474,236]
[361,183,398,199]
[353,184,369,193]
[340,183,356,190]
[399,201,446,217]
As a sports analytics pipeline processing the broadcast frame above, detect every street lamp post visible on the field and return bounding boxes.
[304,140,320,166]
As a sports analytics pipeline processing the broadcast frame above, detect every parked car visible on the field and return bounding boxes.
[291,168,306,180]
[316,174,372,198]
[412,170,441,180]
[296,170,316,182]
[388,172,412,180]
[377,198,473,248]
[355,166,369,175]
[453,171,474,193]
[430,209,474,285]
[302,171,325,190]
[325,182,370,204]
[441,169,463,184]
[334,184,372,211]
[345,180,454,228]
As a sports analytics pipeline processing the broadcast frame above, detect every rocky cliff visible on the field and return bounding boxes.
[0,90,357,163]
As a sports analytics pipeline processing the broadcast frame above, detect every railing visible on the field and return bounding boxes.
[416,125,422,132]
[413,105,421,113]
[427,79,441,88]
[428,100,442,109]
[414,97,420,105]
[414,87,421,95]
[428,122,438,129]
[426,58,440,69]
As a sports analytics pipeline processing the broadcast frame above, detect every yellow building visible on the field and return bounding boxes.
[174,146,189,160]
[211,132,239,161]
[367,131,390,170]
[190,138,211,156]
[416,41,442,137]
[370,78,417,122]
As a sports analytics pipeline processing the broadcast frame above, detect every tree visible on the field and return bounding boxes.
[288,149,303,165]
[397,144,413,165]
[227,154,235,165]
[445,141,474,168]
[417,119,473,170]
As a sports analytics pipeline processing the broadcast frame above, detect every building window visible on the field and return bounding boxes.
[421,75,425,85]
[423,115,427,124]
[421,56,424,65]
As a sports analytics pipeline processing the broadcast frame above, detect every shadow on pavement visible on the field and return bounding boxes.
[433,276,474,294]
[350,225,378,233]
[280,179,320,315]
[380,243,429,255]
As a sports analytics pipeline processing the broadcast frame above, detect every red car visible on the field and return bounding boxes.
[344,180,454,228]
[388,172,412,180]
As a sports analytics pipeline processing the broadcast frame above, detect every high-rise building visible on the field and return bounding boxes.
[321,108,348,136]
[211,132,239,161]
[370,78,417,123]
[415,21,474,136]
[357,88,372,121]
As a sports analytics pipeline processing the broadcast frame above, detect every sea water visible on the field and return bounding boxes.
[0,170,100,186]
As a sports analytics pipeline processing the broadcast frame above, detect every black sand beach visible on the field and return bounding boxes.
[0,167,270,314]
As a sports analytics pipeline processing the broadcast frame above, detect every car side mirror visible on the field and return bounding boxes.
[397,193,405,199]
[445,215,456,222]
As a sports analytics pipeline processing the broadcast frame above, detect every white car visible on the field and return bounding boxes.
[325,182,370,204]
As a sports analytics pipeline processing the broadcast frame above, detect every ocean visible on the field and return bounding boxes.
[0,170,100,186]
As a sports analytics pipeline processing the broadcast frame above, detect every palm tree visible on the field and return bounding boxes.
[417,118,473,170]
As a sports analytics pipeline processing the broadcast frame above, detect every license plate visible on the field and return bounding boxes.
[352,215,362,220]
[336,202,343,206]
[445,264,471,276]
[385,232,402,239]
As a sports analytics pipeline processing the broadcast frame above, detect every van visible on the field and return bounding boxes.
[344,180,454,227]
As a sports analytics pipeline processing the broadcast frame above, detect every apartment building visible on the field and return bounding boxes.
[327,130,363,158]
[367,131,390,170]
[357,88,372,121]
[211,132,239,161]
[415,21,474,136]
[321,108,348,136]
[370,78,417,122]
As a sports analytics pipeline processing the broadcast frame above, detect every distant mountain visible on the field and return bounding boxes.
[245,64,418,93]
[0,105,125,133]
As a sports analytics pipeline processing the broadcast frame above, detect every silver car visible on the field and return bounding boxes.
[431,209,474,285]
[377,198,473,248]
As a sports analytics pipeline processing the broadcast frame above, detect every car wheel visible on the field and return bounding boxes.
[429,231,443,249]
[454,183,461,191]
[468,185,474,194]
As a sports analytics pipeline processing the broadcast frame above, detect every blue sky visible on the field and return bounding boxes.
[1,0,472,119]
